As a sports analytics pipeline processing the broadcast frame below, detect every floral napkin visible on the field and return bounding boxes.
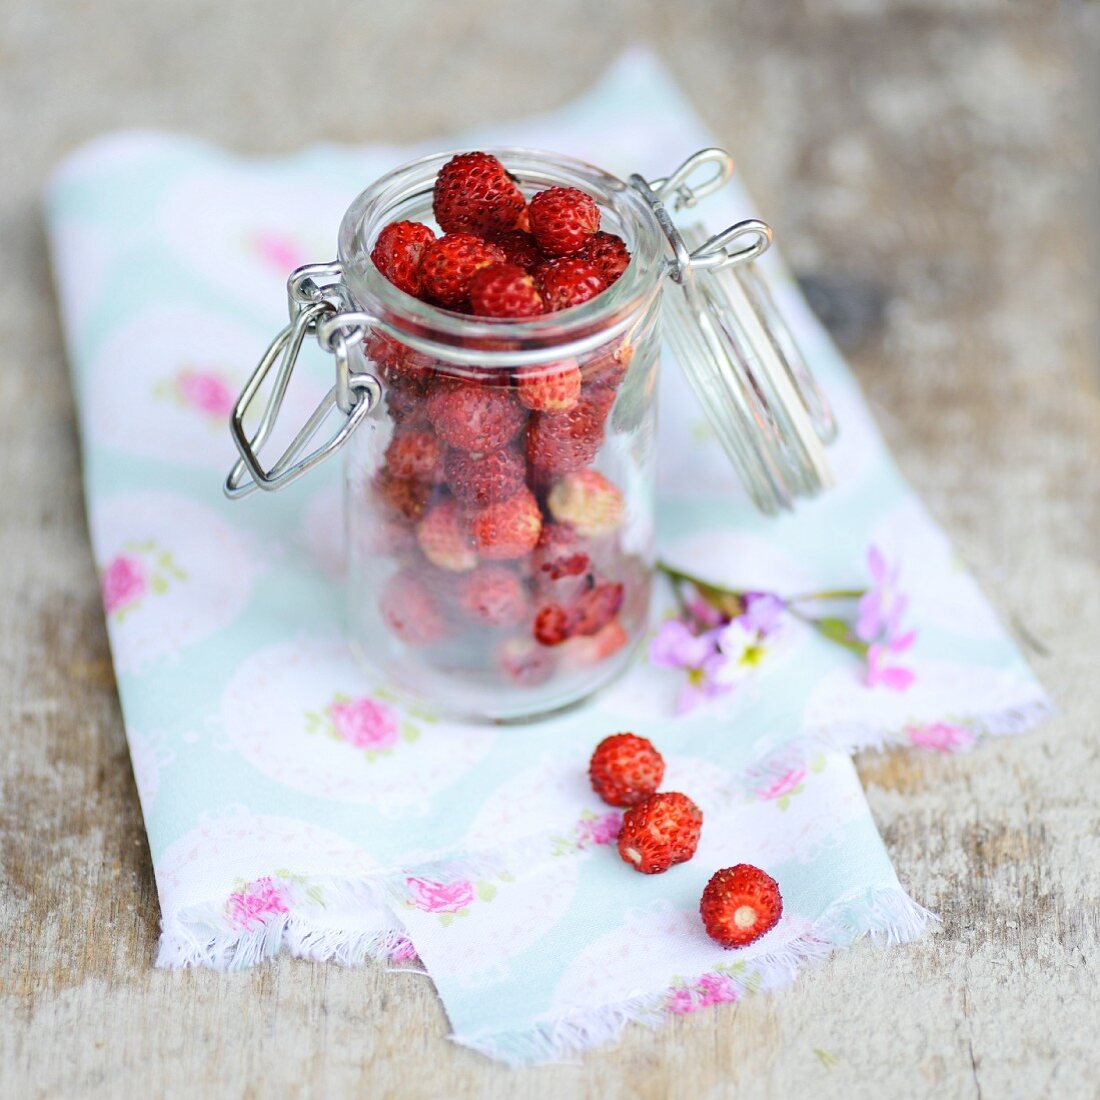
[46,50,1048,1064]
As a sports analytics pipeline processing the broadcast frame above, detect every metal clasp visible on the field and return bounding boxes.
[224,263,381,498]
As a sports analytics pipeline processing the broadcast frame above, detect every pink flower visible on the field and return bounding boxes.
[907,721,974,752]
[857,546,906,643]
[866,631,917,691]
[176,369,236,418]
[406,877,474,914]
[575,811,622,848]
[389,936,420,963]
[252,232,305,271]
[668,972,738,1014]
[226,876,288,929]
[756,766,807,801]
[329,697,400,751]
[649,619,735,714]
[101,553,147,614]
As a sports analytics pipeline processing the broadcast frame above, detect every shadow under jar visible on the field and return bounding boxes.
[340,152,664,721]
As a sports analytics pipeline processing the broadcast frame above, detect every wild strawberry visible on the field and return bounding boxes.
[582,337,634,390]
[531,523,591,587]
[417,499,478,572]
[535,258,607,312]
[366,331,435,394]
[561,620,629,669]
[528,186,600,256]
[514,359,582,412]
[498,635,555,687]
[547,469,624,537]
[617,792,703,874]
[456,564,528,627]
[468,263,545,319]
[433,152,526,236]
[419,233,506,308]
[700,865,783,948]
[470,487,542,561]
[443,445,526,508]
[571,580,624,637]
[579,231,631,285]
[370,221,436,297]
[426,379,525,452]
[371,469,430,524]
[533,603,572,647]
[384,428,444,483]
[379,568,450,646]
[589,732,665,808]
[486,229,544,272]
[525,387,614,475]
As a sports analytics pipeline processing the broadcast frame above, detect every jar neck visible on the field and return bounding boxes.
[337,149,666,366]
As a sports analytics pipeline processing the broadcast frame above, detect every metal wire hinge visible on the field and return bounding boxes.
[224,263,382,498]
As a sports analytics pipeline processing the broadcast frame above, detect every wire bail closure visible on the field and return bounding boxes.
[224,263,382,498]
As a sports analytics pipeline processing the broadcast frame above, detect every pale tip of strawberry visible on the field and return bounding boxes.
[733,905,757,930]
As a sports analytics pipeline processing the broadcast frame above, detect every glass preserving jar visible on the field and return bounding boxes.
[226,148,836,722]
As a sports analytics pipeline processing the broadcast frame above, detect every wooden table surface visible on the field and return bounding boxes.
[3,3,1099,1097]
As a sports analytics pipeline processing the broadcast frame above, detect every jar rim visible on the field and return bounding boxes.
[336,148,666,364]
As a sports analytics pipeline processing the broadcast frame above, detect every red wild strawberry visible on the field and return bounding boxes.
[486,229,544,272]
[579,231,631,285]
[514,359,582,412]
[700,865,783,948]
[531,523,591,587]
[535,258,607,312]
[468,263,545,319]
[571,580,624,637]
[433,152,526,236]
[617,792,703,875]
[456,564,528,627]
[533,603,572,647]
[372,469,430,524]
[498,635,555,687]
[561,619,629,669]
[366,331,436,394]
[370,221,436,297]
[417,499,478,572]
[582,337,634,390]
[470,487,542,561]
[426,380,526,452]
[589,732,665,808]
[528,186,601,256]
[443,445,526,508]
[384,428,444,483]
[547,469,624,538]
[525,386,615,476]
[379,568,450,646]
[419,233,506,308]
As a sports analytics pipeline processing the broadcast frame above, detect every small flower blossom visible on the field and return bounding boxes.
[328,697,400,751]
[574,811,622,848]
[857,546,905,643]
[405,877,474,915]
[102,554,147,614]
[865,628,917,691]
[906,721,974,752]
[176,369,236,418]
[226,876,288,929]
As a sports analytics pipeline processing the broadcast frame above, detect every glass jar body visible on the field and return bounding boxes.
[338,151,665,722]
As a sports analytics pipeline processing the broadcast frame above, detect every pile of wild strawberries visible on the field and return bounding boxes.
[365,153,641,687]
[590,733,783,949]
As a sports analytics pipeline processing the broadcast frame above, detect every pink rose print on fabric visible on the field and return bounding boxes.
[906,721,975,753]
[756,765,807,803]
[389,936,420,964]
[225,876,289,930]
[550,809,623,856]
[406,877,475,915]
[100,542,185,620]
[667,972,739,1015]
[329,697,400,752]
[101,553,147,615]
[176,369,237,418]
[250,231,307,272]
[305,693,418,760]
